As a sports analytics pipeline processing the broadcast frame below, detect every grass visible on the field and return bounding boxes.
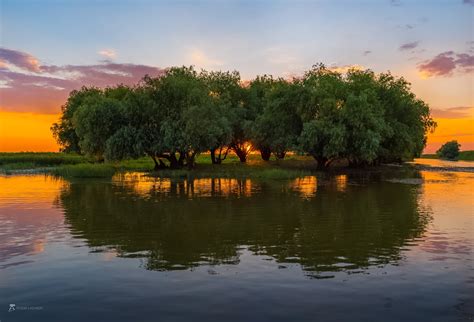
[421,150,474,161]
[51,164,116,178]
[0,152,316,179]
[149,162,312,180]
[459,151,474,161]
[0,152,89,168]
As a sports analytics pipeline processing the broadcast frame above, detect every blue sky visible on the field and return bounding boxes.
[0,0,472,108]
[1,0,471,80]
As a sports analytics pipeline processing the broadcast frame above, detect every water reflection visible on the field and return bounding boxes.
[57,173,430,277]
[0,175,68,267]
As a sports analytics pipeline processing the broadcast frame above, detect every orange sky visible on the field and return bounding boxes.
[0,110,472,154]
[0,112,59,152]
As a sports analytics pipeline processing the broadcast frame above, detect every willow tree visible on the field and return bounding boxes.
[51,86,102,153]
[202,70,250,163]
[375,72,436,162]
[250,77,302,160]
[297,65,347,169]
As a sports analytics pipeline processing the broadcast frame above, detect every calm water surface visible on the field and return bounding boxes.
[0,162,473,321]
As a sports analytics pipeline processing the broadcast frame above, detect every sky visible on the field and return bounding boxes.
[0,0,473,153]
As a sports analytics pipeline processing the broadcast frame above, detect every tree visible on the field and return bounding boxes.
[183,103,232,165]
[342,69,387,166]
[296,64,347,169]
[246,75,276,160]
[200,71,241,164]
[52,63,436,171]
[375,72,436,162]
[72,94,125,160]
[436,141,460,160]
[51,87,102,153]
[251,78,302,160]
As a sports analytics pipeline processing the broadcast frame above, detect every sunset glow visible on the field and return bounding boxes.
[0,111,59,152]
[0,0,472,153]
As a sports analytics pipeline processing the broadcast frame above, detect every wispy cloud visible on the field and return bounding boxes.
[0,47,41,72]
[463,0,473,5]
[0,48,164,114]
[188,48,223,69]
[363,50,372,56]
[329,64,365,74]
[430,106,474,119]
[399,41,420,51]
[98,49,117,59]
[418,51,474,78]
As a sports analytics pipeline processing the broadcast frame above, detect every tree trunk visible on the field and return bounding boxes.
[151,156,160,171]
[260,147,271,161]
[275,151,286,160]
[186,152,196,169]
[211,147,228,164]
[177,151,186,167]
[210,149,217,164]
[234,147,248,163]
[169,153,179,169]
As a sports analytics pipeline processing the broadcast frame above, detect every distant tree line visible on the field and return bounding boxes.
[51,64,436,170]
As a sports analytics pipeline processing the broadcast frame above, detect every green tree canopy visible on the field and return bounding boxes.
[436,140,460,160]
[52,64,436,170]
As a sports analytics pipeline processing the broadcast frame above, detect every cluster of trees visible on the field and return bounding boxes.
[436,140,461,160]
[52,64,436,169]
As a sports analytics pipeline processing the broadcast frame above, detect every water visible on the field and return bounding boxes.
[0,163,473,321]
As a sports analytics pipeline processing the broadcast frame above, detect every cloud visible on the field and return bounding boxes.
[430,106,474,119]
[363,50,372,56]
[468,41,474,53]
[463,0,473,5]
[399,41,420,51]
[329,64,365,74]
[0,48,165,114]
[188,48,223,69]
[98,49,117,59]
[0,47,41,72]
[418,51,474,77]
[390,0,402,6]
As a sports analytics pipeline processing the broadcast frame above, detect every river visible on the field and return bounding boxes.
[0,160,473,321]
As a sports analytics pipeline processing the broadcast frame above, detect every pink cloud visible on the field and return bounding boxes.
[418,51,474,77]
[0,48,165,114]
[430,106,473,119]
[0,47,41,72]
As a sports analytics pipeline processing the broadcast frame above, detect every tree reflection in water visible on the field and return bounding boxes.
[59,173,430,278]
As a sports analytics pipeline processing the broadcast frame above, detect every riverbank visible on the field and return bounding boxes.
[421,150,474,161]
[0,152,317,178]
[2,152,473,178]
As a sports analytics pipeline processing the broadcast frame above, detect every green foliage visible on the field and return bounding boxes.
[73,95,126,159]
[297,65,347,168]
[458,150,474,161]
[202,70,249,162]
[436,140,461,160]
[51,164,116,178]
[50,63,436,171]
[296,64,436,168]
[105,126,142,161]
[249,77,302,160]
[51,87,102,153]
[0,152,88,166]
